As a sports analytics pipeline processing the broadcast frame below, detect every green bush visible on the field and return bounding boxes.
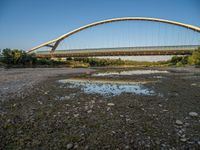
[170,56,182,65]
[2,48,37,65]
[170,55,188,66]
[3,47,200,67]
[80,58,125,67]
[36,59,53,65]
[1,48,67,66]
[169,47,200,66]
[180,56,189,65]
[188,47,200,65]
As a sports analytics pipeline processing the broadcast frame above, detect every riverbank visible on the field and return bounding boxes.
[0,67,200,149]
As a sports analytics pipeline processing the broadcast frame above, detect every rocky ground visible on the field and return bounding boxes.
[0,67,200,149]
[0,68,93,102]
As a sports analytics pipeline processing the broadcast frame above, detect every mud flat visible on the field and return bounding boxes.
[1,67,200,149]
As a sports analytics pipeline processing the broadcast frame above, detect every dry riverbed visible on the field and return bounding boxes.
[0,67,200,149]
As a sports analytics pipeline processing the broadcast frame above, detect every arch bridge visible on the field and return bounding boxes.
[28,17,200,58]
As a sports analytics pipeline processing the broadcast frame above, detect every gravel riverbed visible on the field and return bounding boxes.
[0,67,200,149]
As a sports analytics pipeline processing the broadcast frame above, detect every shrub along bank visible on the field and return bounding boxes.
[1,47,200,67]
[169,47,200,66]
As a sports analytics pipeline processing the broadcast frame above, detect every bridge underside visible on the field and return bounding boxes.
[36,50,193,58]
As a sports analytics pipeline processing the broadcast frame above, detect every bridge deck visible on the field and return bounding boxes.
[35,50,193,58]
[34,45,199,58]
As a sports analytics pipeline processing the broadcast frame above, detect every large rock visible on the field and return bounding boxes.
[107,103,115,106]
[189,112,198,117]
[175,120,183,125]
[67,143,73,149]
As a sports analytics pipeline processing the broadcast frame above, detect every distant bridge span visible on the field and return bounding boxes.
[28,17,200,56]
[35,45,197,58]
[36,50,193,58]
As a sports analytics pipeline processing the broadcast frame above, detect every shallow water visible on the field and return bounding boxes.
[92,70,169,77]
[58,79,155,96]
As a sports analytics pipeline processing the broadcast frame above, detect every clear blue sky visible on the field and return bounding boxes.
[0,0,199,50]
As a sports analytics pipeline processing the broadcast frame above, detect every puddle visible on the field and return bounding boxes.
[92,70,169,77]
[58,79,155,96]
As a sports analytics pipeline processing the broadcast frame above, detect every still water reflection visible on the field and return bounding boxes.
[59,79,155,96]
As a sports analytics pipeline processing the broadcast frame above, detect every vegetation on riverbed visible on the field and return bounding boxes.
[74,57,169,67]
[169,47,200,67]
[1,47,200,67]
[0,49,78,67]
[0,48,37,65]
[0,48,168,67]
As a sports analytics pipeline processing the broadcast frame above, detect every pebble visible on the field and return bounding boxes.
[184,122,190,127]
[175,120,183,125]
[84,106,88,110]
[180,138,187,142]
[191,83,197,86]
[74,114,79,118]
[163,109,168,112]
[161,144,166,147]
[87,110,92,113]
[189,112,198,117]
[38,101,43,105]
[7,119,11,123]
[74,144,78,149]
[155,139,160,145]
[125,145,130,149]
[107,103,115,106]
[107,107,111,111]
[60,96,70,100]
[85,145,89,150]
[120,115,124,117]
[67,143,73,149]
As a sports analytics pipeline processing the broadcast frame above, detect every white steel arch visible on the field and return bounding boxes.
[28,17,200,53]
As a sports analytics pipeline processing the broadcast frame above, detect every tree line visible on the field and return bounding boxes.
[0,48,37,65]
[0,48,66,66]
[0,47,200,67]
